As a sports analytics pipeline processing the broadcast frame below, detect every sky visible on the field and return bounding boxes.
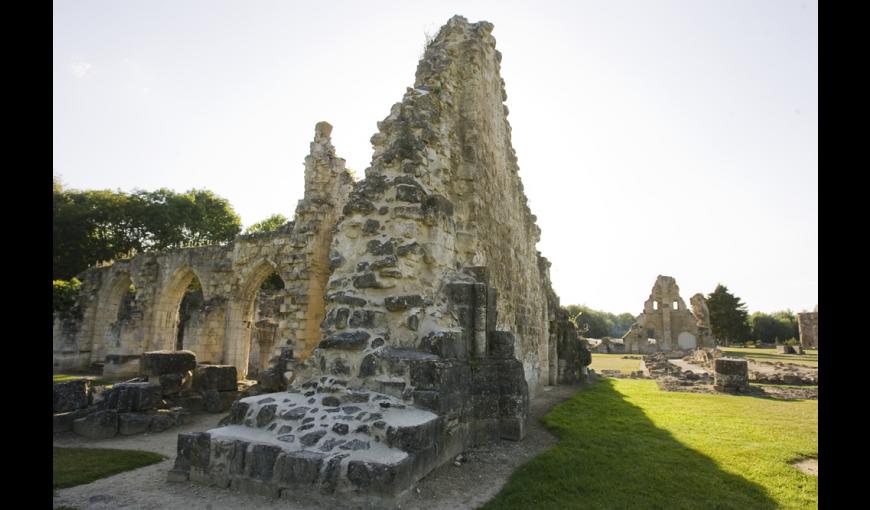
[53,0,818,315]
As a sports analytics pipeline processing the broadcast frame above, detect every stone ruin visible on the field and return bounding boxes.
[622,275,715,353]
[53,350,241,438]
[53,16,591,500]
[798,306,818,349]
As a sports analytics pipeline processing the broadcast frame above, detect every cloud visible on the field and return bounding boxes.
[69,60,92,78]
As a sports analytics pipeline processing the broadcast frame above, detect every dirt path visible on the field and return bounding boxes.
[53,384,585,510]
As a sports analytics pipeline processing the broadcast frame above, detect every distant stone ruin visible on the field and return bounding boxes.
[53,15,591,500]
[623,275,715,353]
[798,306,818,349]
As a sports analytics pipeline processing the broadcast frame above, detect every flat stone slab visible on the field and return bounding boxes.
[140,350,197,377]
[173,377,441,495]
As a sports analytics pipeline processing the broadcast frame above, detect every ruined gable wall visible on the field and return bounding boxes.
[311,16,551,394]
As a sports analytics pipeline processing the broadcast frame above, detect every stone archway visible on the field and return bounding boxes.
[224,260,286,378]
[91,272,136,363]
[150,267,205,352]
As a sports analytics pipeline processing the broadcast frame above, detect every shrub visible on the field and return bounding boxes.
[53,278,82,314]
[785,338,798,346]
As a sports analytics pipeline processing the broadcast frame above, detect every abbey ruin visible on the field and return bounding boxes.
[53,16,590,499]
[622,275,715,353]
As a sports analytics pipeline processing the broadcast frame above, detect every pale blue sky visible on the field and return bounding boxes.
[53,0,818,315]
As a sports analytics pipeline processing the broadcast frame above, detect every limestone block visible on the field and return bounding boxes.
[140,350,197,377]
[53,379,89,413]
[72,409,119,439]
[192,365,238,392]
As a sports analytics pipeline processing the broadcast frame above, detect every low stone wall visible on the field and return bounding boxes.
[713,358,748,392]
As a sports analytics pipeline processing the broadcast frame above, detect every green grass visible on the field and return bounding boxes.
[482,379,817,510]
[53,447,166,490]
[720,347,818,367]
[53,374,112,387]
[588,353,643,374]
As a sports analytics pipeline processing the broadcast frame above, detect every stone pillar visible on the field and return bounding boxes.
[474,282,488,357]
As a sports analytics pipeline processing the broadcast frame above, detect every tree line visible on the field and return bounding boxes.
[53,178,291,312]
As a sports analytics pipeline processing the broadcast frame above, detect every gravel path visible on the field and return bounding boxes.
[53,384,586,510]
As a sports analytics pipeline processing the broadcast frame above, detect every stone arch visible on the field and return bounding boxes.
[150,266,206,352]
[91,271,137,363]
[224,259,286,377]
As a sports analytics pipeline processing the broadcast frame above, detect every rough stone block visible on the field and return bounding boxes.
[384,294,425,311]
[274,451,325,486]
[140,350,197,377]
[321,331,370,350]
[53,379,90,413]
[159,371,193,396]
[247,444,282,481]
[103,382,162,412]
[119,412,153,435]
[488,331,515,358]
[193,365,238,392]
[72,409,118,439]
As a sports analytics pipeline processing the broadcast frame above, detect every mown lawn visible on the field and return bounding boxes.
[588,353,643,374]
[53,447,166,490]
[720,347,818,367]
[482,379,817,510]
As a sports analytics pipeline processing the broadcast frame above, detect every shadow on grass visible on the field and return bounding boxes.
[480,379,778,510]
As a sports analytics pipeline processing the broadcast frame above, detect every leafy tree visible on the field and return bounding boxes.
[749,310,799,344]
[706,284,751,346]
[53,179,242,279]
[610,313,637,338]
[53,278,82,314]
[244,213,289,234]
[565,305,614,338]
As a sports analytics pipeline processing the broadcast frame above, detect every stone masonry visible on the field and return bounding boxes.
[623,275,715,353]
[166,16,591,499]
[798,306,818,349]
[53,122,354,380]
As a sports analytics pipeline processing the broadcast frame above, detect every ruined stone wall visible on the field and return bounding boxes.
[308,17,551,395]
[626,275,714,353]
[53,125,354,380]
[798,309,818,349]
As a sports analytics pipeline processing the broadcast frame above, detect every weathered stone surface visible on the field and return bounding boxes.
[72,409,118,439]
[714,358,749,392]
[119,413,152,435]
[158,371,192,396]
[193,365,238,392]
[102,382,162,412]
[320,331,370,350]
[384,295,424,311]
[274,451,325,486]
[53,379,90,413]
[140,351,197,377]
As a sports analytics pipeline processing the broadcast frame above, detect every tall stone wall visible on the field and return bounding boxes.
[304,16,550,396]
[168,16,590,500]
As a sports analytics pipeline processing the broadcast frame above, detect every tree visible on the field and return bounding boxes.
[565,304,614,338]
[244,213,289,234]
[750,310,799,344]
[53,179,242,279]
[706,284,751,346]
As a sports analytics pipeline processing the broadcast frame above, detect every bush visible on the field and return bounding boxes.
[53,278,82,314]
[785,338,798,346]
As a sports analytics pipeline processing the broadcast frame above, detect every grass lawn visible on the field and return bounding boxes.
[53,447,166,490]
[720,347,818,367]
[53,374,112,387]
[588,353,643,374]
[482,379,817,510]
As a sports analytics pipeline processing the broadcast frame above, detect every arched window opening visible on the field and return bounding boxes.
[248,271,285,377]
[176,277,203,350]
[117,283,137,322]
